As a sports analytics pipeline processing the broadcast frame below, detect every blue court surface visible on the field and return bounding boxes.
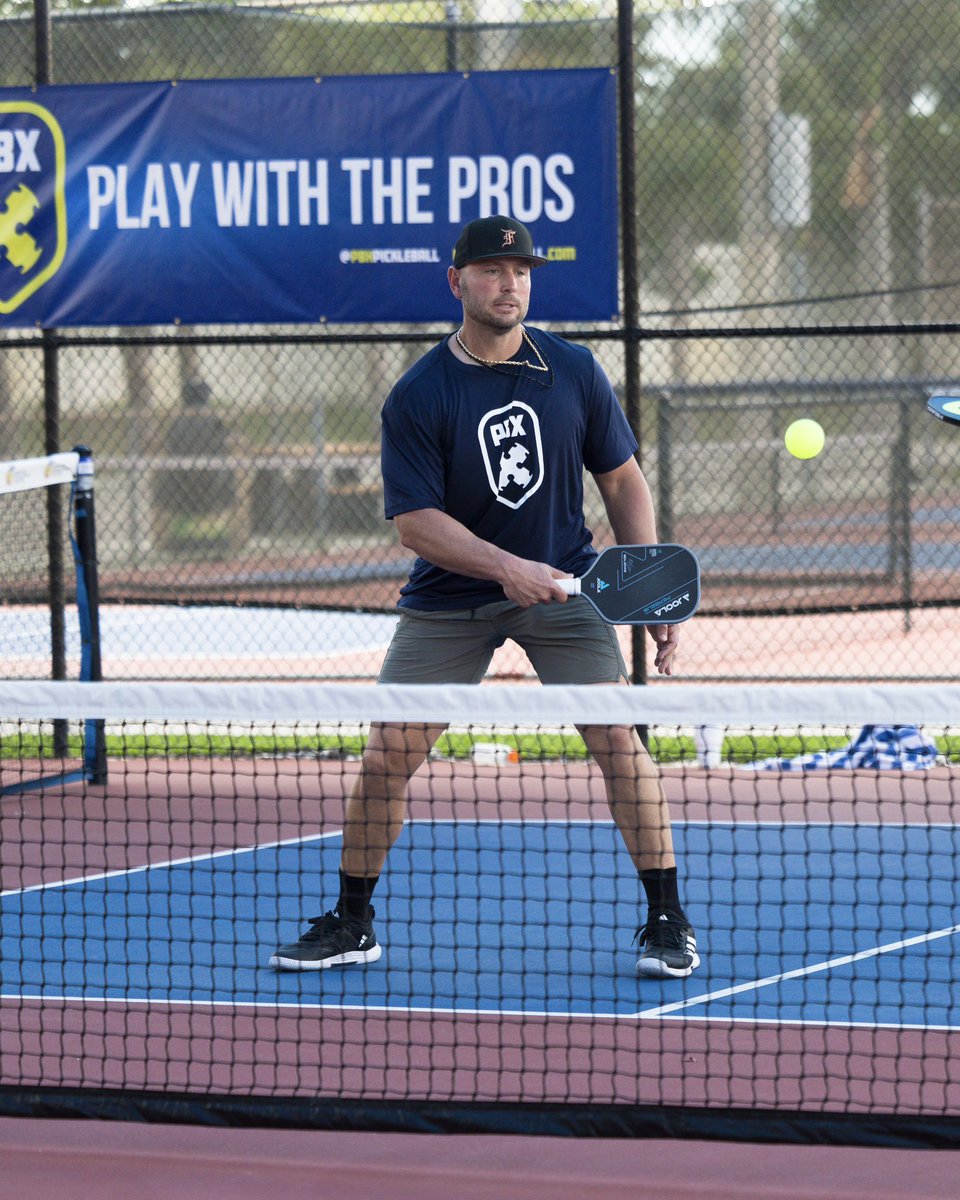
[2,820,959,1027]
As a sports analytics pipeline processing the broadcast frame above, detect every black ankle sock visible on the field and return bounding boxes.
[639,866,686,921]
[338,870,379,921]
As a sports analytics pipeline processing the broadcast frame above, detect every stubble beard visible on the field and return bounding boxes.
[460,285,528,335]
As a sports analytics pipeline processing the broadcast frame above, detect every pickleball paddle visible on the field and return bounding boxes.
[557,544,700,625]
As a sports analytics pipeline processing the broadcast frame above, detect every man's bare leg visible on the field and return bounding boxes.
[270,720,446,970]
[579,720,699,979]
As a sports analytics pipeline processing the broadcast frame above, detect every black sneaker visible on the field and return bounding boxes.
[269,908,382,971]
[635,910,700,978]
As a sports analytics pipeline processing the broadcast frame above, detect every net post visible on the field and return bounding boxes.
[72,445,107,785]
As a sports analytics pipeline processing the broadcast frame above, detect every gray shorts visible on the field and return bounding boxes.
[378,597,628,685]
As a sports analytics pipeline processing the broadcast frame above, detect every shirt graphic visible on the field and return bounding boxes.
[477,400,544,510]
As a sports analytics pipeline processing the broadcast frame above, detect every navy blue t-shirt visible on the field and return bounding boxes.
[381,327,638,610]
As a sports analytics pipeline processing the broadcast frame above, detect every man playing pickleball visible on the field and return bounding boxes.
[270,216,700,979]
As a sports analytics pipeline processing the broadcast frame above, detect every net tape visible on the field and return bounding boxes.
[5,679,960,726]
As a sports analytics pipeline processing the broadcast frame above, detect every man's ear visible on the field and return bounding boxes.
[447,265,463,299]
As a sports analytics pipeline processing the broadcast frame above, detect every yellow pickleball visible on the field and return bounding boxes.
[784,418,825,460]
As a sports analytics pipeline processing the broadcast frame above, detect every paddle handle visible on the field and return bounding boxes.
[557,578,580,596]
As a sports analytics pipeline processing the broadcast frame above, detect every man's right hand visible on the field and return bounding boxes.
[499,558,571,608]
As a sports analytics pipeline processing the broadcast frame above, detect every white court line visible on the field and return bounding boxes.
[0,993,638,1020]
[0,829,343,899]
[636,922,960,1019]
[0,817,613,900]
[3,993,959,1030]
[0,818,604,899]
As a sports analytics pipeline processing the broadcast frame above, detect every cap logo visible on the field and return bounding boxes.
[452,216,546,269]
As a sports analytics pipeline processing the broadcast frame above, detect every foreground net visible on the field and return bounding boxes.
[1,679,959,1146]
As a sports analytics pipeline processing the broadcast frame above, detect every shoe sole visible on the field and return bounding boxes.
[636,948,701,979]
[269,944,383,971]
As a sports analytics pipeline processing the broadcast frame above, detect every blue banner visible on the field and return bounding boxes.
[0,70,617,327]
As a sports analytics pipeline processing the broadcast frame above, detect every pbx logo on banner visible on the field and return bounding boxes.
[478,400,544,510]
[0,102,67,314]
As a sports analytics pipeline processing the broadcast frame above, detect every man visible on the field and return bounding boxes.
[270,215,700,979]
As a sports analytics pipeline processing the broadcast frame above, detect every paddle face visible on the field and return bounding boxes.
[927,395,960,426]
[579,544,700,625]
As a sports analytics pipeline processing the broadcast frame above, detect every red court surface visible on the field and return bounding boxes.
[1,1117,960,1200]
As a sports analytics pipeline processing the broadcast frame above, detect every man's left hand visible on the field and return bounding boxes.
[650,624,679,676]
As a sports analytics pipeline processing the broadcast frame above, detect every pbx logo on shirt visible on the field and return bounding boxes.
[0,102,68,314]
[477,400,544,509]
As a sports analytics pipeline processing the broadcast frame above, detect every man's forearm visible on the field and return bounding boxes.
[393,508,516,584]
[392,507,568,608]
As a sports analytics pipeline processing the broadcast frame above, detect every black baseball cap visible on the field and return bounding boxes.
[452,216,547,269]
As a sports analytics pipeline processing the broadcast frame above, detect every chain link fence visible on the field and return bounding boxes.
[3,0,960,681]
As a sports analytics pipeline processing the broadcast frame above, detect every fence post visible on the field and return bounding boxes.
[444,1,460,71]
[655,390,673,544]
[616,0,645,687]
[34,0,69,752]
[893,390,915,632]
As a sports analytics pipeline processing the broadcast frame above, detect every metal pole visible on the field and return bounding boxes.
[895,393,914,633]
[43,339,69,756]
[656,391,673,542]
[34,0,51,80]
[445,1,460,73]
[616,0,645,686]
[34,0,68,755]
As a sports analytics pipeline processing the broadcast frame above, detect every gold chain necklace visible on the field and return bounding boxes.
[455,326,549,373]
